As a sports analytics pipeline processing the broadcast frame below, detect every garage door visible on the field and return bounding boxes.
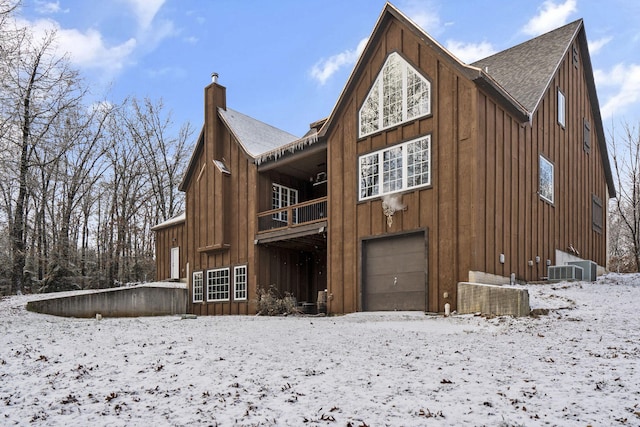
[362,232,427,311]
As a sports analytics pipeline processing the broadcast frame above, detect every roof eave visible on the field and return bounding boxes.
[178,126,204,192]
[472,70,530,123]
[576,27,616,197]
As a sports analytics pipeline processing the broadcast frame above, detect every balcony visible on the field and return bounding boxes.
[256,197,327,247]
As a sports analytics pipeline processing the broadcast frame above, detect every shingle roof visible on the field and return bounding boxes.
[472,20,582,112]
[218,107,299,158]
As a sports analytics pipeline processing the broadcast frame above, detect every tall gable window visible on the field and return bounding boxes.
[557,88,566,128]
[359,52,431,137]
[359,135,431,200]
[539,155,554,204]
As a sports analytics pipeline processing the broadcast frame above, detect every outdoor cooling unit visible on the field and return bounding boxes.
[567,260,597,282]
[548,265,583,282]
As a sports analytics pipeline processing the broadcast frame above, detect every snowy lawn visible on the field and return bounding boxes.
[1,274,640,426]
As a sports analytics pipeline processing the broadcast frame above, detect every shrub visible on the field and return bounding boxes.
[256,286,299,316]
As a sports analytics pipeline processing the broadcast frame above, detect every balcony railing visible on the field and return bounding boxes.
[258,197,327,232]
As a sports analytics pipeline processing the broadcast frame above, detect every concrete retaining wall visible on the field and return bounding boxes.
[457,282,530,317]
[26,283,188,318]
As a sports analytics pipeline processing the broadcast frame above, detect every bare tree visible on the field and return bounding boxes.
[1,27,84,293]
[125,97,191,223]
[609,121,640,272]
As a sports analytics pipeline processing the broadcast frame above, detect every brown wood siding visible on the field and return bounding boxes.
[473,40,608,282]
[154,221,185,281]
[327,20,476,313]
[326,17,608,314]
[184,83,256,315]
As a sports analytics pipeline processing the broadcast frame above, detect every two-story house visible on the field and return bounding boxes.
[153,3,615,315]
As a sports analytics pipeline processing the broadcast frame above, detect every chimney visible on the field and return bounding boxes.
[211,72,219,84]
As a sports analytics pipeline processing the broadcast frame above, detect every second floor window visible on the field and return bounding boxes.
[359,135,431,200]
[539,155,554,204]
[272,183,298,223]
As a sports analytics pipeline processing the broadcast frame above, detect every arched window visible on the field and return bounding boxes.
[359,52,431,137]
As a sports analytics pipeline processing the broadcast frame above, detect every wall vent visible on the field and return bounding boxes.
[548,265,583,282]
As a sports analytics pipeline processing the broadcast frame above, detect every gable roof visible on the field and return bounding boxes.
[318,3,614,197]
[218,107,299,158]
[473,20,581,113]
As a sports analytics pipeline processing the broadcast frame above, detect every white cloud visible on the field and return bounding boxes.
[310,37,368,85]
[19,17,137,73]
[522,0,577,36]
[595,63,640,120]
[400,0,441,35]
[588,36,613,55]
[35,1,67,14]
[123,0,165,31]
[445,40,496,64]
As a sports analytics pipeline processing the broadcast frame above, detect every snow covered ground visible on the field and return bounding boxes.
[1,274,639,426]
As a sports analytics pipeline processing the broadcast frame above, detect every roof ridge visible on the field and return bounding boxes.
[472,19,583,113]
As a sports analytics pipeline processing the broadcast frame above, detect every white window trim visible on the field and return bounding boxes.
[272,183,299,223]
[539,155,555,204]
[192,271,203,303]
[234,265,248,301]
[359,52,431,138]
[359,135,431,201]
[206,267,230,302]
[557,88,566,128]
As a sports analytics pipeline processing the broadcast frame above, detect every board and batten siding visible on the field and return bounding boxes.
[473,39,607,283]
[326,20,478,314]
[154,220,185,281]
[184,83,257,315]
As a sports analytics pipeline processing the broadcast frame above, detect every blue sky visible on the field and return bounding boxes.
[16,0,640,139]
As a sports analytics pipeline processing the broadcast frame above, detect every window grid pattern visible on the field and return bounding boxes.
[207,268,230,302]
[234,265,248,301]
[407,138,430,187]
[359,52,431,138]
[193,271,203,303]
[272,183,299,223]
[359,135,431,200]
[360,154,380,199]
[383,146,403,193]
[407,68,430,119]
[539,156,554,204]
[382,54,403,128]
[360,89,379,135]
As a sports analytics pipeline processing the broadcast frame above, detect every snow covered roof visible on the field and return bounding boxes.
[151,213,185,231]
[218,108,299,158]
